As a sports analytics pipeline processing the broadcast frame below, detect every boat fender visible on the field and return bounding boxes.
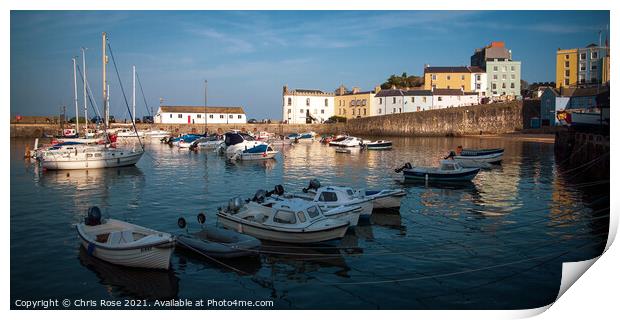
[197,213,206,224]
[177,217,187,229]
[85,206,102,226]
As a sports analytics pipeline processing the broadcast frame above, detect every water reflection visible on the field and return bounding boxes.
[78,247,179,300]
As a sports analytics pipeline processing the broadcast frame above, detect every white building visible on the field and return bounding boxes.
[155,106,246,124]
[373,89,434,115]
[431,89,480,109]
[282,86,334,124]
[470,72,488,97]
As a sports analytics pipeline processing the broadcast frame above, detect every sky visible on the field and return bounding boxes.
[10,10,610,120]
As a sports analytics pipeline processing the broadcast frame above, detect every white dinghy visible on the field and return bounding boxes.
[217,197,350,243]
[76,207,174,269]
[302,179,405,210]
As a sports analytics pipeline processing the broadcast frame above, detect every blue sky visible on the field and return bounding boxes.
[11,10,610,119]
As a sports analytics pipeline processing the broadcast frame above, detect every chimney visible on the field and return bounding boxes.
[336,84,346,96]
[283,85,288,95]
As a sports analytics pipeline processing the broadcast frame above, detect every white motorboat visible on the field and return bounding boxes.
[302,179,405,210]
[40,144,143,170]
[76,207,174,269]
[219,132,270,156]
[449,147,504,165]
[189,136,224,150]
[364,140,393,150]
[217,198,350,243]
[332,136,365,148]
[142,129,170,139]
[328,135,348,146]
[116,128,146,138]
[229,144,279,161]
[396,159,480,182]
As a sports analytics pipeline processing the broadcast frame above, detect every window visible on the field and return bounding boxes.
[493,75,498,80]
[492,83,497,90]
[565,61,570,68]
[493,66,498,71]
[321,109,324,114]
[591,77,598,83]
[287,109,291,114]
[476,83,481,90]
[273,210,296,224]
[392,97,396,104]
[591,51,598,59]
[307,206,320,219]
[438,97,443,101]
[502,83,506,89]
[178,114,183,118]
[300,109,304,113]
[510,83,515,89]
[432,85,436,90]
[411,97,415,103]
[565,54,569,60]
[579,75,585,84]
[461,75,465,80]
[287,97,292,106]
[362,99,366,106]
[305,98,310,106]
[238,115,242,119]
[169,114,172,118]
[565,70,570,77]
[378,109,382,114]
[379,98,382,104]
[392,108,396,113]
[511,74,516,79]
[319,192,338,202]
[229,115,233,119]
[447,75,451,80]
[324,98,328,107]
[502,74,506,80]
[580,53,586,60]
[564,79,569,86]
[591,64,597,70]
[423,97,427,103]
[398,108,401,113]
[476,74,481,81]
[197,114,202,118]
[349,100,354,107]
[447,86,451,89]
[220,115,224,119]
[431,74,437,80]
[363,109,367,115]
[511,66,515,71]
[296,211,307,223]
[580,63,586,71]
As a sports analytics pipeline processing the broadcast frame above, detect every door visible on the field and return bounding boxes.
[187,115,191,124]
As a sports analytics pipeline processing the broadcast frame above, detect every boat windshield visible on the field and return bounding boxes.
[307,206,320,218]
[318,191,338,202]
[273,210,297,224]
[441,163,456,171]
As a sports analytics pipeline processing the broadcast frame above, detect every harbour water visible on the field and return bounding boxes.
[10,136,609,309]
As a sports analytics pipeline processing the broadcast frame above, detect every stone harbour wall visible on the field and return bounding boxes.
[11,102,523,138]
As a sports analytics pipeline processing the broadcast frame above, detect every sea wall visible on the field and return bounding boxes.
[344,101,522,137]
[554,130,610,180]
[11,101,523,138]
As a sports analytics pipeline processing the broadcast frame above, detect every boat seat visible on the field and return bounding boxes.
[107,230,135,245]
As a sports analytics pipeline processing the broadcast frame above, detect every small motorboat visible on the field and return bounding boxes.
[175,213,261,259]
[217,197,350,243]
[301,179,405,210]
[328,134,348,146]
[335,147,352,154]
[228,144,279,161]
[365,140,393,150]
[449,146,504,164]
[395,159,480,182]
[333,136,365,148]
[76,207,174,269]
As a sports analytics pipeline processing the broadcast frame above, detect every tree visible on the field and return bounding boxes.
[381,72,424,89]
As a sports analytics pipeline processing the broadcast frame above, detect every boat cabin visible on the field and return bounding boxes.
[313,186,357,203]
[439,160,463,171]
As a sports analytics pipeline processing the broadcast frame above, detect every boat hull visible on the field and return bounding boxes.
[365,190,405,209]
[41,151,143,170]
[403,168,480,182]
[238,151,279,160]
[454,152,503,164]
[78,238,173,269]
[319,200,373,218]
[217,214,348,243]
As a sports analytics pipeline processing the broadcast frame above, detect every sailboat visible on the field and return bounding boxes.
[40,32,144,170]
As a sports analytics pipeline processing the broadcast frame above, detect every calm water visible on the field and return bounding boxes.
[10,136,609,309]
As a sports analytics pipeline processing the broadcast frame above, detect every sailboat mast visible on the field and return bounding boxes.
[102,32,108,127]
[72,57,79,135]
[81,47,88,132]
[132,65,136,126]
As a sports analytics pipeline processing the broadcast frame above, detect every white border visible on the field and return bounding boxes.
[3,1,617,320]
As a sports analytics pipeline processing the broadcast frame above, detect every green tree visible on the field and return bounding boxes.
[381,72,423,89]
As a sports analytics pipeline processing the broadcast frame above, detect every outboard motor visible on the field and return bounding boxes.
[85,206,102,226]
[444,151,456,160]
[394,162,412,173]
[227,197,244,213]
[302,179,321,193]
[273,184,285,196]
[252,189,268,203]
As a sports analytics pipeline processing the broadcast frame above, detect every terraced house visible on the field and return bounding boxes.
[334,85,381,119]
[423,66,487,98]
[471,41,522,99]
[555,43,610,88]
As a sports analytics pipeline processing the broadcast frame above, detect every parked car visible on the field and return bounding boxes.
[248,118,258,124]
[142,116,154,124]
[135,118,142,124]
[324,119,336,124]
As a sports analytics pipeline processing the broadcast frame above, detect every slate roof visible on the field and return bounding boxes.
[159,106,245,114]
[424,66,485,73]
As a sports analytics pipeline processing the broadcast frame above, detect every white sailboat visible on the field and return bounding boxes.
[40,32,144,170]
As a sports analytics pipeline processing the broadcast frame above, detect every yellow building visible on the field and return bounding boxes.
[423,66,484,91]
[334,85,380,119]
[556,44,610,88]
[556,48,578,88]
